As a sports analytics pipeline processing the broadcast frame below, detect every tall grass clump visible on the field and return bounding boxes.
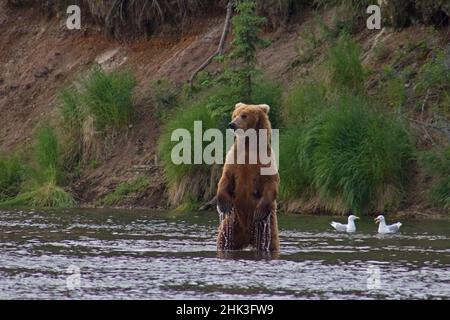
[57,87,84,175]
[419,147,450,209]
[0,127,75,208]
[59,67,137,133]
[59,87,84,131]
[34,126,60,180]
[280,95,414,213]
[56,67,137,173]
[1,181,76,208]
[158,93,218,191]
[326,33,365,92]
[0,154,25,201]
[81,67,136,133]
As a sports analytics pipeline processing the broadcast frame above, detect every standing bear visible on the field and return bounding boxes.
[216,102,280,252]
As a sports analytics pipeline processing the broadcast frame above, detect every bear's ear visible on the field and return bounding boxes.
[235,102,246,110]
[259,104,270,114]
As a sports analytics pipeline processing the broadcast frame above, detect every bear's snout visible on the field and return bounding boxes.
[228,122,237,130]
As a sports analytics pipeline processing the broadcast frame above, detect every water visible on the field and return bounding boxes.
[0,209,449,299]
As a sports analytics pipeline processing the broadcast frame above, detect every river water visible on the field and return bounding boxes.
[0,209,449,299]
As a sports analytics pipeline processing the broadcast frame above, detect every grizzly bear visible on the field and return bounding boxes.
[216,102,280,252]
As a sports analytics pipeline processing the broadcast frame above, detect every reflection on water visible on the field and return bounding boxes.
[0,209,449,299]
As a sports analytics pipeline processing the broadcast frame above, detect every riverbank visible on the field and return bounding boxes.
[0,1,449,215]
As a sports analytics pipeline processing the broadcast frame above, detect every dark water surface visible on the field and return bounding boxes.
[0,209,449,299]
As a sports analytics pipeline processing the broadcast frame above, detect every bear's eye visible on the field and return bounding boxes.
[241,114,247,119]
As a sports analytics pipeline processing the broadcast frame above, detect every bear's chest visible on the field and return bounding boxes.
[233,166,263,200]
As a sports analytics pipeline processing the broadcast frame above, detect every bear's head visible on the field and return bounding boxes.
[228,102,271,131]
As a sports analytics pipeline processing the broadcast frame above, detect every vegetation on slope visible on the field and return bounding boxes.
[0,68,137,208]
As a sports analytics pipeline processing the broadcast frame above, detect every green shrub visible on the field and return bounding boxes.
[0,154,25,201]
[81,67,136,133]
[280,95,414,213]
[419,147,450,209]
[326,33,365,92]
[103,176,150,205]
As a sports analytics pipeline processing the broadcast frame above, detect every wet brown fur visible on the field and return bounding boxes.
[216,103,280,252]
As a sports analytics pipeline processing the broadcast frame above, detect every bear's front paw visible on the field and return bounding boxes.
[254,201,272,223]
[217,196,233,216]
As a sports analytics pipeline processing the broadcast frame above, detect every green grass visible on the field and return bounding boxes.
[279,124,308,199]
[419,147,450,209]
[0,126,76,208]
[174,196,200,212]
[283,80,328,125]
[0,154,25,201]
[57,87,84,176]
[56,67,137,175]
[103,176,150,206]
[416,50,450,94]
[0,180,75,208]
[81,67,136,133]
[159,93,218,190]
[280,95,414,213]
[384,77,406,111]
[35,126,60,174]
[250,80,283,129]
[58,87,84,131]
[326,33,365,92]
[414,49,450,119]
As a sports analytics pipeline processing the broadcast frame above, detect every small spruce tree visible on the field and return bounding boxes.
[226,0,268,101]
